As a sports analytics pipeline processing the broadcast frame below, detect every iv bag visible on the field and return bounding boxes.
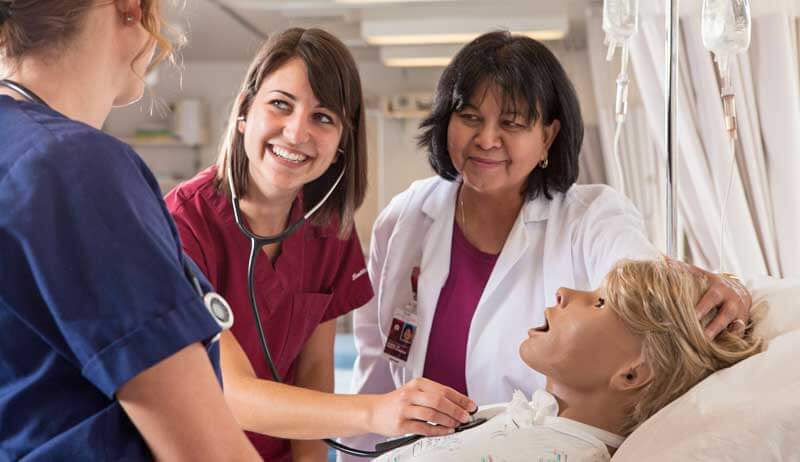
[603,0,639,44]
[702,0,751,78]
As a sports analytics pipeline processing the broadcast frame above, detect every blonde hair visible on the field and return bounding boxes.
[140,0,184,73]
[0,0,182,73]
[603,258,763,436]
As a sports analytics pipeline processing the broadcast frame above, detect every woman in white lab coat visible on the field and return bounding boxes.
[342,31,752,458]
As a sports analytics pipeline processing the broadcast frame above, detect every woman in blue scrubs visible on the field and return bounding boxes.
[0,1,258,460]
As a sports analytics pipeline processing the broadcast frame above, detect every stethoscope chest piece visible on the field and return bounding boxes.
[204,292,234,330]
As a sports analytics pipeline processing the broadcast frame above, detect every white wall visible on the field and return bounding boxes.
[105,61,250,177]
[378,117,434,209]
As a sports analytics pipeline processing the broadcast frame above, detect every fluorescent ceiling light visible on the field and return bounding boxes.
[368,30,566,45]
[380,43,461,67]
[362,16,568,45]
[383,57,452,67]
[336,0,449,3]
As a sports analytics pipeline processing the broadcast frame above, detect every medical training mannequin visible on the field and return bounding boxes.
[165,28,475,462]
[377,258,763,462]
[343,30,753,460]
[0,0,259,460]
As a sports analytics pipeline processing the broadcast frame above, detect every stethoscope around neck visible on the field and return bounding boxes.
[228,124,401,457]
[225,138,346,383]
[0,79,47,106]
[0,78,236,333]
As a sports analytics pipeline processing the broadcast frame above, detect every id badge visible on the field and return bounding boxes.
[383,267,420,366]
[383,304,418,365]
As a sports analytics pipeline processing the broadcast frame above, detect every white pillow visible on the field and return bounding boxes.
[748,276,800,340]
[612,276,800,461]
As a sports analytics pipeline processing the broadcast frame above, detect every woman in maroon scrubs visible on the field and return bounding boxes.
[166,28,475,462]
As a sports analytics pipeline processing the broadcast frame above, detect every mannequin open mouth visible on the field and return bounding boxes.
[532,312,550,333]
[532,320,550,332]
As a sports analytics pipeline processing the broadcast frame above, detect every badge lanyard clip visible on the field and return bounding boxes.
[382,267,420,365]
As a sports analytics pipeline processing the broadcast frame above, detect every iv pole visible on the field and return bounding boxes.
[665,0,680,257]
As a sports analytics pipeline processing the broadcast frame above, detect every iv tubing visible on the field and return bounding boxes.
[665,0,680,258]
[718,134,737,273]
[611,42,632,196]
[717,69,738,273]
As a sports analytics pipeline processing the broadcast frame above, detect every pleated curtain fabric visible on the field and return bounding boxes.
[585,2,800,278]
[585,8,667,252]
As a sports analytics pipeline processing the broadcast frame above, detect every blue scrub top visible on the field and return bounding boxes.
[0,95,224,461]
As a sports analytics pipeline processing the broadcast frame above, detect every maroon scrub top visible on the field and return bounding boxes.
[423,220,498,395]
[165,166,373,461]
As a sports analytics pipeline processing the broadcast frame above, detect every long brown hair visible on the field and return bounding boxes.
[0,0,180,73]
[215,27,368,239]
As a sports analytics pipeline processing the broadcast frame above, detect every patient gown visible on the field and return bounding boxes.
[376,389,624,462]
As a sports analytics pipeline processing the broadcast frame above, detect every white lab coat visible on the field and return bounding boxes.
[340,177,657,461]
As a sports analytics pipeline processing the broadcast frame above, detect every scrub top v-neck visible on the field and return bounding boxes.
[166,166,373,461]
[0,95,223,461]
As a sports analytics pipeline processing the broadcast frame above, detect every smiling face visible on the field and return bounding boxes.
[446,81,560,196]
[238,57,343,199]
[519,287,643,393]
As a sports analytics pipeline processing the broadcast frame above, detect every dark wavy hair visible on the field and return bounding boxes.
[418,30,583,200]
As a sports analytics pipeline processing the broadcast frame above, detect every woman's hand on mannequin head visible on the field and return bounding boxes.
[367,378,477,437]
[672,259,753,338]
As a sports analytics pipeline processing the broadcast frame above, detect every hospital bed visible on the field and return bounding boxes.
[362,276,799,462]
[340,277,800,462]
[376,276,800,461]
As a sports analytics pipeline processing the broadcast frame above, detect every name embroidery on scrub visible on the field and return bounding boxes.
[383,266,420,365]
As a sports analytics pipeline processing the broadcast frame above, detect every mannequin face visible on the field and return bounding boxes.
[519,287,643,393]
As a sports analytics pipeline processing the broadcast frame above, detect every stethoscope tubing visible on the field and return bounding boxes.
[0,78,234,338]
[0,79,47,106]
[2,76,383,455]
[227,144,397,457]
[241,235,386,457]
